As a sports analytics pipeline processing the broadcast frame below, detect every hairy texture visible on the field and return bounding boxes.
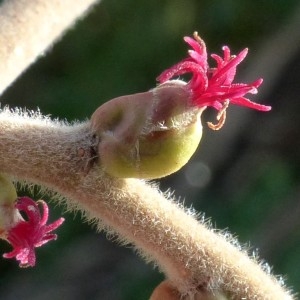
[150,280,228,300]
[0,108,293,299]
[0,0,100,95]
[0,0,292,298]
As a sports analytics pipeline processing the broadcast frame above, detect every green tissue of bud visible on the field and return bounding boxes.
[91,82,203,179]
[0,174,17,234]
[100,112,202,179]
[0,174,17,206]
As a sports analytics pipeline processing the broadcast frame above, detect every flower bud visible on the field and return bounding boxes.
[91,32,271,180]
[0,174,19,236]
[90,81,203,179]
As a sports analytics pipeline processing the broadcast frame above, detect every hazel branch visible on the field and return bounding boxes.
[0,0,100,95]
[0,108,293,299]
[0,0,294,298]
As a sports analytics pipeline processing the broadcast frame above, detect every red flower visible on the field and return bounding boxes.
[3,197,64,267]
[157,32,271,130]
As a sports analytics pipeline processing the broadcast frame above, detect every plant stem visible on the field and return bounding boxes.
[0,0,100,95]
[0,0,294,298]
[0,109,293,299]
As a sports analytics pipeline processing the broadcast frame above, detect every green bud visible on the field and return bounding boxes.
[0,174,17,204]
[91,81,203,179]
[0,174,18,235]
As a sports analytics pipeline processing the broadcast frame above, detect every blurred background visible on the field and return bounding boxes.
[0,0,300,299]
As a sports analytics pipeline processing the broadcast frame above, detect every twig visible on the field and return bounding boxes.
[0,108,293,299]
[0,0,294,298]
[0,0,100,95]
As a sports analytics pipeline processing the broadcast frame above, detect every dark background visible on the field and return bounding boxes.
[0,0,300,299]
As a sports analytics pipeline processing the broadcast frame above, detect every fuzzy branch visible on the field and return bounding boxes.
[0,0,100,95]
[0,109,293,299]
[0,0,294,299]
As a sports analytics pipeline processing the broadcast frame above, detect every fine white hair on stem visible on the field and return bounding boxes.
[0,0,101,95]
[0,107,294,299]
[0,0,295,298]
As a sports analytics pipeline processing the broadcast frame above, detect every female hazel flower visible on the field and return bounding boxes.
[91,32,271,179]
[1,194,64,267]
[157,31,271,130]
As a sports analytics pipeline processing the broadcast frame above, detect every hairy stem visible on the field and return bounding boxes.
[0,0,100,95]
[0,109,293,299]
[0,0,294,298]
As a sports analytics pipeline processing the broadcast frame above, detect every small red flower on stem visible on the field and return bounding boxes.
[157,32,271,130]
[3,197,64,267]
[90,32,271,179]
